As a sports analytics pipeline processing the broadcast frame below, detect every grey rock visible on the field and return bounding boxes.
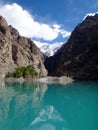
[0,16,47,78]
[0,16,15,78]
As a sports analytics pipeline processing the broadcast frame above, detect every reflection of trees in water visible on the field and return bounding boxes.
[0,81,48,130]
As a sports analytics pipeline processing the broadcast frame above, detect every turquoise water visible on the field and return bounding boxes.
[0,81,98,130]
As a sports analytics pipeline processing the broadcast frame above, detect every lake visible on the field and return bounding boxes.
[0,81,98,130]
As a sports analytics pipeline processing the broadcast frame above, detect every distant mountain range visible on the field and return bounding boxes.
[0,13,98,80]
[34,41,64,57]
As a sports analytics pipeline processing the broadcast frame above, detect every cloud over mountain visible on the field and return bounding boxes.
[0,3,71,41]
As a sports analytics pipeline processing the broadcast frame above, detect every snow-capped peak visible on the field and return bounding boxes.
[83,12,98,20]
[34,41,64,57]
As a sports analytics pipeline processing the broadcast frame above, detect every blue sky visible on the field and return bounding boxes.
[0,0,98,45]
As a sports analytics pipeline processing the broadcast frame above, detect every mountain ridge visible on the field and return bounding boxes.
[0,14,98,80]
[0,15,47,78]
[35,41,64,57]
[45,13,98,80]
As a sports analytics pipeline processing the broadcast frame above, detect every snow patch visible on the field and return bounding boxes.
[83,12,98,20]
[34,41,64,57]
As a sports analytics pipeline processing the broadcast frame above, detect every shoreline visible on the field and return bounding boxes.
[4,76,74,84]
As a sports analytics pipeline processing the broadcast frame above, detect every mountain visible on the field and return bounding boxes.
[45,13,98,80]
[34,41,64,57]
[0,16,47,78]
[0,16,15,78]
[1,14,98,80]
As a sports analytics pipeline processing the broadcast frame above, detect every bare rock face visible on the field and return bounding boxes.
[10,26,47,77]
[45,14,98,80]
[0,16,15,78]
[0,16,47,78]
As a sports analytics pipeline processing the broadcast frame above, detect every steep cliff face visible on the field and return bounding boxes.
[0,16,15,78]
[45,14,98,80]
[0,16,47,78]
[1,14,98,79]
[9,25,47,77]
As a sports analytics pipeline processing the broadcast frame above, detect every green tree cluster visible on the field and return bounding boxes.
[6,66,38,78]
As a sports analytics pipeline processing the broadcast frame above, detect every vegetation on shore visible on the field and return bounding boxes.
[6,66,38,78]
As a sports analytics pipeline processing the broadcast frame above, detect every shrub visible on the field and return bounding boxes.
[23,69,31,78]
[6,66,38,78]
[6,72,14,78]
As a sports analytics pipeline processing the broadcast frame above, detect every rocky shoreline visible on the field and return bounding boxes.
[4,76,74,84]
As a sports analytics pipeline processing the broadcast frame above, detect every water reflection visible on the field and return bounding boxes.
[29,105,69,130]
[0,81,69,130]
[1,80,97,130]
[0,81,48,130]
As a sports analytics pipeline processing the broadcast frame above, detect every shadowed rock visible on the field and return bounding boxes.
[45,14,98,80]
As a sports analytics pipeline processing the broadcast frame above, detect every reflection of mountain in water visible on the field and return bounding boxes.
[0,81,47,130]
[0,81,97,130]
[28,105,69,130]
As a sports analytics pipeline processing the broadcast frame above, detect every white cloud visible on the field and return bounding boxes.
[61,30,71,38]
[83,12,98,20]
[0,3,71,41]
[53,24,61,33]
[34,40,48,48]
[34,40,64,49]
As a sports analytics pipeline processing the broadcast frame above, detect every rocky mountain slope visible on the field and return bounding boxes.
[1,14,98,80]
[0,16,47,78]
[45,14,98,80]
[0,16,15,78]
